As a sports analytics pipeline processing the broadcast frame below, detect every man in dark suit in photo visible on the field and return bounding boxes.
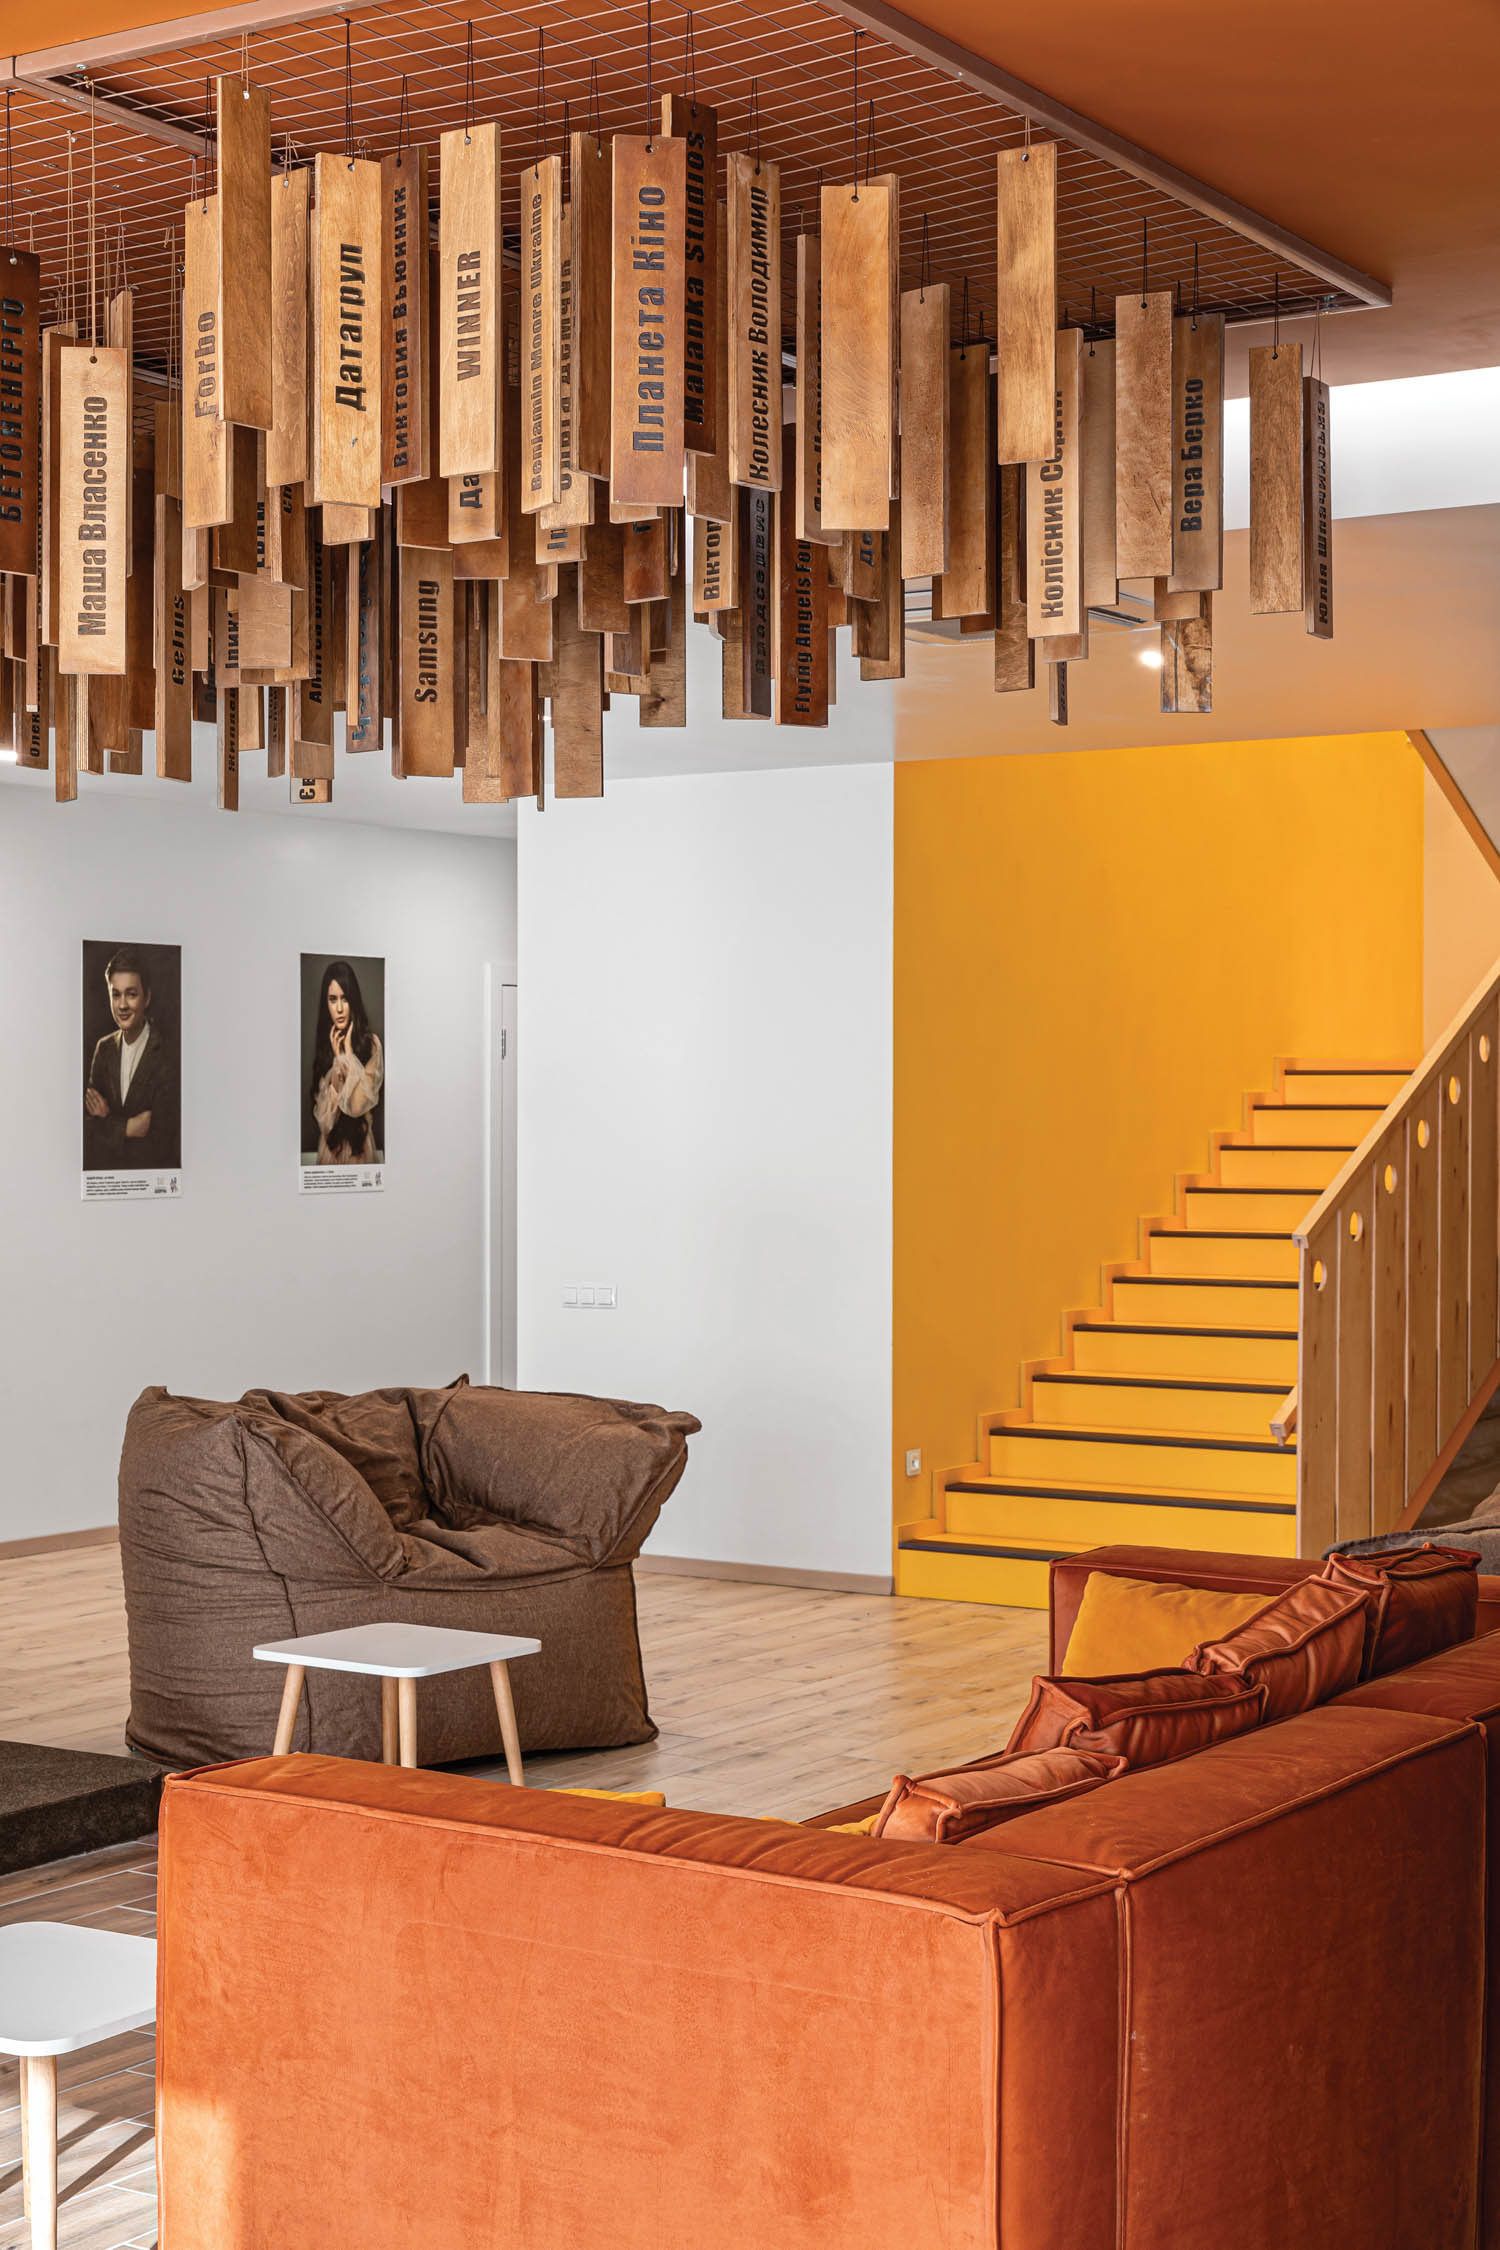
[84,947,181,1171]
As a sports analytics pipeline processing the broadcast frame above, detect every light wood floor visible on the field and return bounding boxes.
[0,1541,1049,2249]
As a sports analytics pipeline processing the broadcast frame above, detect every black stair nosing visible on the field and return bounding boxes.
[1280,1067,1411,1079]
[946,1479,1296,1517]
[1188,1185,1320,1198]
[1250,1101,1386,1112]
[900,1538,1074,1562]
[1033,1371,1289,1398]
[1074,1319,1298,1342]
[996,1423,1291,1458]
[1158,1228,1297,1242]
[1116,1275,1297,1291]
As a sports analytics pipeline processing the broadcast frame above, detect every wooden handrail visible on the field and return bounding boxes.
[1295,945,1500,1248]
[1270,1388,1298,1446]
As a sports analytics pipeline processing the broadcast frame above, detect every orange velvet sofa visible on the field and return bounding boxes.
[155,1544,1500,2250]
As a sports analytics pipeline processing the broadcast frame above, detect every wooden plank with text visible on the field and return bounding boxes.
[313,154,383,509]
[519,154,563,513]
[439,124,503,478]
[994,463,1034,694]
[640,549,687,727]
[399,544,456,774]
[552,579,604,797]
[537,213,591,533]
[1115,290,1174,578]
[183,198,232,529]
[398,248,452,551]
[381,148,430,486]
[568,131,612,482]
[610,135,687,510]
[728,154,782,492]
[1168,312,1224,594]
[267,167,310,488]
[0,252,40,580]
[40,323,77,643]
[859,499,904,682]
[57,346,129,675]
[899,283,950,578]
[686,205,732,522]
[215,75,272,431]
[1027,326,1084,641]
[995,144,1056,465]
[1303,373,1333,639]
[793,232,829,544]
[819,178,892,527]
[693,511,737,611]
[663,94,718,459]
[1080,338,1117,609]
[347,532,382,749]
[1161,596,1213,713]
[1248,342,1305,612]
[936,347,992,621]
[776,429,828,725]
[740,485,775,715]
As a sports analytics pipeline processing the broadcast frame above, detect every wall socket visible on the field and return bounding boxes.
[905,1449,922,1478]
[563,1284,617,1310]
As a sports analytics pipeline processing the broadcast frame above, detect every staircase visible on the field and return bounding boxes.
[898,1062,1413,1607]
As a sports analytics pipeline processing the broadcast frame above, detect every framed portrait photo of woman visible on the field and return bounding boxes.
[299,953,386,1194]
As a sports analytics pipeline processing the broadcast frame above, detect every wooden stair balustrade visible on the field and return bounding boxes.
[899,1061,1415,1609]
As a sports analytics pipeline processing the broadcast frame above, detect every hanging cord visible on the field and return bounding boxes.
[1191,242,1200,331]
[534,28,547,170]
[863,97,875,183]
[1271,270,1280,358]
[342,20,355,161]
[588,60,601,152]
[87,80,97,353]
[644,0,654,149]
[918,211,929,302]
[463,22,476,142]
[396,74,410,156]
[958,274,970,358]
[116,210,128,293]
[1023,112,1031,160]
[748,77,759,174]
[4,89,13,258]
[815,162,823,234]
[685,9,697,111]
[561,98,571,198]
[203,75,213,204]
[1314,295,1328,382]
[850,29,860,199]
[1087,282,1096,355]
[1140,217,1148,308]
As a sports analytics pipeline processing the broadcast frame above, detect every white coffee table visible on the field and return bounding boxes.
[253,1621,542,1783]
[0,1921,157,2250]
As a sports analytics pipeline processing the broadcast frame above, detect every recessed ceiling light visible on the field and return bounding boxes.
[1137,646,1163,670]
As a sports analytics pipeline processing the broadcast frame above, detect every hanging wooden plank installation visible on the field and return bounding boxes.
[57,346,129,675]
[381,147,430,485]
[1303,372,1333,639]
[235,570,294,670]
[296,528,332,757]
[578,514,629,634]
[1048,662,1068,726]
[439,123,503,477]
[266,167,310,488]
[726,153,782,493]
[739,486,775,715]
[238,685,264,753]
[217,685,240,810]
[609,134,687,511]
[40,322,75,645]
[623,517,669,605]
[125,431,155,731]
[1081,337,1117,609]
[993,463,1034,694]
[1168,312,1224,594]
[660,95,718,463]
[183,198,232,529]
[449,470,502,544]
[1161,595,1213,713]
[0,252,40,580]
[215,75,272,430]
[1153,583,1202,621]
[552,582,604,797]
[537,217,592,533]
[493,634,538,799]
[1248,342,1305,613]
[995,143,1056,465]
[793,232,827,544]
[818,176,891,526]
[498,388,556,661]
[776,428,828,725]
[519,154,563,513]
[268,479,309,590]
[398,549,459,776]
[1114,289,1174,578]
[858,500,904,681]
[17,647,48,769]
[346,532,382,748]
[153,491,192,779]
[936,346,992,619]
[537,519,583,565]
[900,282,950,577]
[313,153,382,508]
[1027,326,1084,641]
[693,511,737,610]
[214,425,262,576]
[398,253,451,550]
[568,130,612,481]
[685,205,731,521]
[640,549,687,727]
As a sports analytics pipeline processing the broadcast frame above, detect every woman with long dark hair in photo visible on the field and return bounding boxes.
[310,960,384,1165]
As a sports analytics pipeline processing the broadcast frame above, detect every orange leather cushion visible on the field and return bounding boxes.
[1185,1578,1368,1722]
[1007,1665,1265,1767]
[874,1747,1128,1844]
[1060,1569,1273,1677]
[1321,1544,1480,1678]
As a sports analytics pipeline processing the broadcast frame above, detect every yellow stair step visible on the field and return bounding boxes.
[1147,1230,1300,1281]
[895,1529,1088,1610]
[1217,1146,1344,1190]
[1110,1276,1300,1329]
[1031,1371,1288,1440]
[988,1422,1297,1498]
[1280,1068,1409,1106]
[1251,1104,1383,1148]
[943,1477,1297,1556]
[1071,1322,1297,1383]
[1183,1187,1317,1232]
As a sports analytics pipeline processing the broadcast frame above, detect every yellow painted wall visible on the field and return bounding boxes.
[1423,771,1500,1047]
[892,732,1426,1550]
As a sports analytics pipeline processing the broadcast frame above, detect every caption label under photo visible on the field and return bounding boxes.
[82,1171,183,1202]
[299,1166,384,1195]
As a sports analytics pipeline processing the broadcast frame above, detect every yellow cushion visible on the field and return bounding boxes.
[1061,1571,1273,1677]
[556,1788,667,1808]
[824,1815,879,1836]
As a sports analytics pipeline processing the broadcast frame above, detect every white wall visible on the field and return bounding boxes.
[517,763,894,1582]
[0,781,516,1541]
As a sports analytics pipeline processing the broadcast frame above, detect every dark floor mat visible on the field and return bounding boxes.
[0,1740,164,1874]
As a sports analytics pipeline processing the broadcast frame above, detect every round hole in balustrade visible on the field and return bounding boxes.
[1313,1259,1327,1290]
[1349,1211,1365,1242]
[1450,1075,1463,1104]
[1383,1164,1397,1194]
[1483,1034,1493,1065]
[1418,1120,1431,1148]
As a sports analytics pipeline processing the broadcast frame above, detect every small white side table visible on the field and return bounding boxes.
[253,1621,542,1783]
[0,1921,157,2250]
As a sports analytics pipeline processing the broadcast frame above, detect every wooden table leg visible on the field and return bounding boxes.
[272,1664,306,1756]
[19,2053,29,2215]
[397,1676,418,1769]
[489,1660,525,1786]
[380,1677,398,1764]
[23,2053,56,2250]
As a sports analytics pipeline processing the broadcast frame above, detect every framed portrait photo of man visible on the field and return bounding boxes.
[299,953,386,1194]
[81,940,183,1201]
